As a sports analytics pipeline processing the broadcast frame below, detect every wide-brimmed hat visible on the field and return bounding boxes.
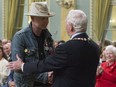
[26,2,55,17]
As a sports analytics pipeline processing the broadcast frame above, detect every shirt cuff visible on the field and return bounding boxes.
[21,63,24,72]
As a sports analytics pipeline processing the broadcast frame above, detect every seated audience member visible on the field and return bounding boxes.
[3,42,15,87]
[96,45,116,87]
[3,43,11,61]
[0,46,10,86]
[2,39,8,46]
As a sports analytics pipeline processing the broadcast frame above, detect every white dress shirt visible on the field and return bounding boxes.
[70,32,84,40]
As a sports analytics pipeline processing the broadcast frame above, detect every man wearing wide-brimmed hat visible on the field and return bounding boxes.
[11,2,55,87]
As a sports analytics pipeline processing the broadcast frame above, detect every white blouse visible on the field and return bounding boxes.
[0,58,10,86]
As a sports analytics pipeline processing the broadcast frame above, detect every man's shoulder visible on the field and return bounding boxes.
[64,38,99,50]
[15,26,31,36]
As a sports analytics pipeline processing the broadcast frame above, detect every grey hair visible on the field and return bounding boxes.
[105,45,116,56]
[66,10,87,32]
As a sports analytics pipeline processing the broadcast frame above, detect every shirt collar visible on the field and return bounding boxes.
[70,32,84,40]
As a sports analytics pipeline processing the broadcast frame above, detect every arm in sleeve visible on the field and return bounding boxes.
[23,45,68,75]
[7,71,14,81]
[11,33,25,61]
[35,72,48,84]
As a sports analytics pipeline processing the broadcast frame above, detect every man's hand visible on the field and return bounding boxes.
[48,71,53,84]
[7,54,24,71]
[8,80,15,87]
[96,66,103,76]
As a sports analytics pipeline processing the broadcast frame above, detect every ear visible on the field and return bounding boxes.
[70,24,74,32]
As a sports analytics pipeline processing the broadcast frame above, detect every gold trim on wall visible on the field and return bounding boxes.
[90,0,111,42]
[2,0,4,39]
[90,0,93,39]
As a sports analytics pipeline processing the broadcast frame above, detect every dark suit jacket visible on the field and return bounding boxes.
[24,33,100,87]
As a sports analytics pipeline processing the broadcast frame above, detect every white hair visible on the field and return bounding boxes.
[66,10,87,32]
[105,45,116,56]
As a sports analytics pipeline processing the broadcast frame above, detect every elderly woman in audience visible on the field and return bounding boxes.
[0,46,10,86]
[95,45,116,87]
